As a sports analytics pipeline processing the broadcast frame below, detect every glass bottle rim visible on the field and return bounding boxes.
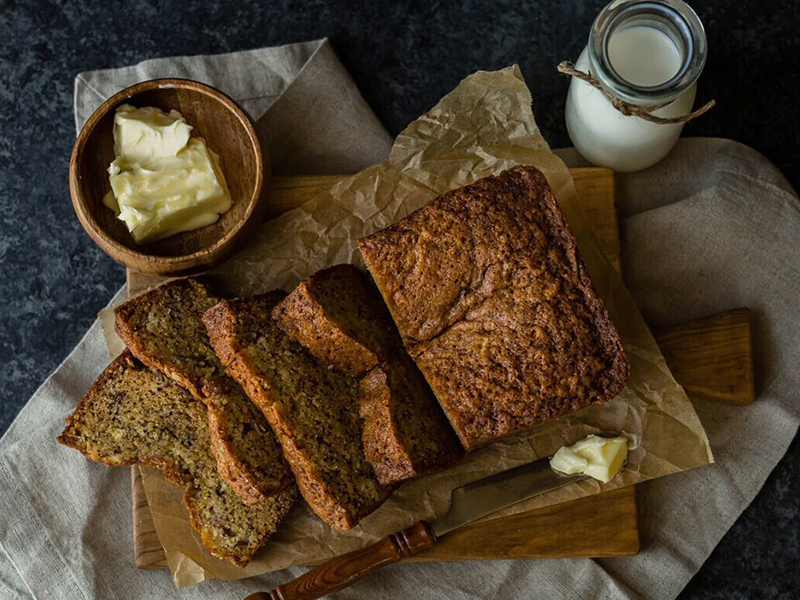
[588,0,707,105]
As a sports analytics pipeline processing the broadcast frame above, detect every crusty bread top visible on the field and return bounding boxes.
[358,166,628,450]
[203,292,394,531]
[58,351,297,567]
[113,278,292,503]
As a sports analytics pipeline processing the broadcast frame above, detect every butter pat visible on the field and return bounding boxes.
[550,434,628,483]
[103,105,232,245]
[112,104,191,164]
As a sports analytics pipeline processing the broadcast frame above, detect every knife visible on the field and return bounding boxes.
[246,457,588,600]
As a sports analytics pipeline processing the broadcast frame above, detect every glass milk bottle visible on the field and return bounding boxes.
[565,0,708,172]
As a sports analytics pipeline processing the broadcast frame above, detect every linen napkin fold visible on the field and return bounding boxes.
[0,38,797,599]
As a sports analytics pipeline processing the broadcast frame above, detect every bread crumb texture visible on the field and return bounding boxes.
[272,265,397,377]
[58,351,297,567]
[204,292,394,530]
[114,277,292,503]
[274,264,464,484]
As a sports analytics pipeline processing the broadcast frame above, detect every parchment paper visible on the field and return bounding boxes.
[129,66,712,587]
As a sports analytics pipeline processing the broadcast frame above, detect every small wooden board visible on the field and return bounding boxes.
[126,168,753,571]
[654,308,754,406]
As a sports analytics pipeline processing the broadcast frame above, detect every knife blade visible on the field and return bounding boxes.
[251,457,588,600]
[431,456,588,537]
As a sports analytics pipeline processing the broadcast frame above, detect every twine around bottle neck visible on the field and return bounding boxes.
[558,61,715,125]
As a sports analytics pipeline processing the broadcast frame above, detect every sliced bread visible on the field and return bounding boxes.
[114,278,292,504]
[58,351,297,567]
[358,355,463,484]
[203,291,394,531]
[271,264,399,376]
[272,264,463,484]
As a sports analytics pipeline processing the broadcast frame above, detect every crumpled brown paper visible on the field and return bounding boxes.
[126,66,713,587]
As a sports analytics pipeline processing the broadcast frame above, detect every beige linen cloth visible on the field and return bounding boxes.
[0,39,796,599]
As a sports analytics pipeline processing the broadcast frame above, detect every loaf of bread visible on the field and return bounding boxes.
[273,264,463,484]
[114,278,292,504]
[203,291,394,530]
[58,351,297,567]
[358,166,629,451]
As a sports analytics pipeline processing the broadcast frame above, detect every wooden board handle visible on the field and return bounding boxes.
[248,521,436,600]
[652,307,755,405]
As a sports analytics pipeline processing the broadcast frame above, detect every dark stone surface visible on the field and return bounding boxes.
[0,0,797,597]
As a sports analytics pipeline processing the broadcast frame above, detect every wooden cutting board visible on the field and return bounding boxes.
[126,168,754,570]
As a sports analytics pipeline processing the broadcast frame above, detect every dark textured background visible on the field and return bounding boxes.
[0,0,797,597]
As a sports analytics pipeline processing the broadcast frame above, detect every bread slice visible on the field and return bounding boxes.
[271,265,398,377]
[114,278,292,504]
[358,166,629,450]
[203,291,393,531]
[272,264,463,484]
[58,351,297,567]
[359,355,463,484]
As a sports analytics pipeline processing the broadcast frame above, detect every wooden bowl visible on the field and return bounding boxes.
[69,78,267,275]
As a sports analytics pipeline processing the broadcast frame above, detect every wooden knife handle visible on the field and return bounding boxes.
[247,520,436,600]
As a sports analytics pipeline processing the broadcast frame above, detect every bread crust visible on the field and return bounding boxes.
[359,166,629,450]
[358,361,463,485]
[272,276,380,377]
[204,384,288,505]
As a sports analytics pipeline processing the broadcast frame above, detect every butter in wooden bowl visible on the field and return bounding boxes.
[103,104,232,244]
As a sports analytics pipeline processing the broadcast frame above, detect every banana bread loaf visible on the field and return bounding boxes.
[114,278,292,504]
[58,351,297,567]
[273,264,463,484]
[203,292,394,531]
[358,166,629,451]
